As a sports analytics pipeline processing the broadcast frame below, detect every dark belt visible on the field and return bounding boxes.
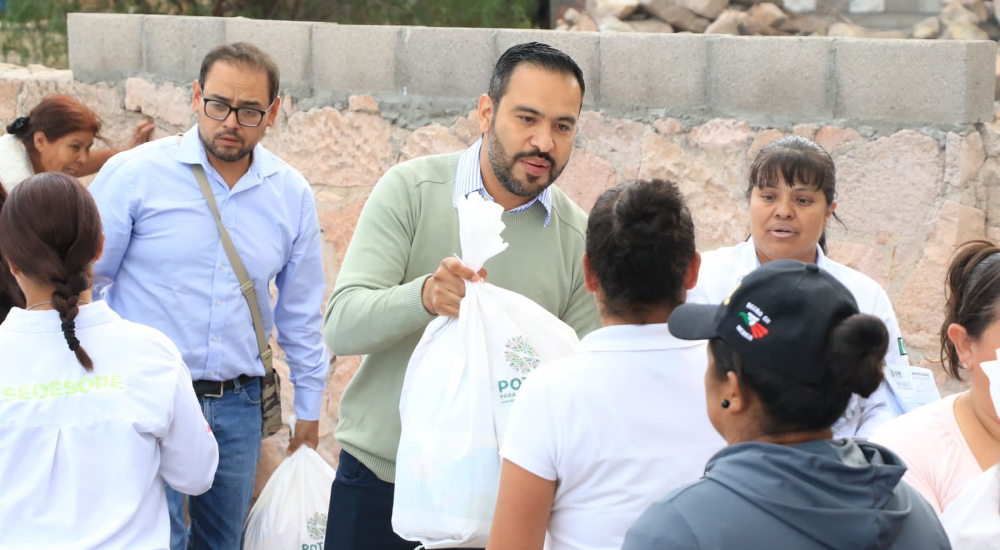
[192,374,258,398]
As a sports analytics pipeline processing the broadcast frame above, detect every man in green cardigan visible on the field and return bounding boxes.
[323,42,601,550]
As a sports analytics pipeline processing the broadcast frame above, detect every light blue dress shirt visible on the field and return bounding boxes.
[90,126,329,420]
[452,138,553,226]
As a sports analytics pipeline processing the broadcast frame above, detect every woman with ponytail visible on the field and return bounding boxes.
[623,260,949,550]
[870,240,1000,519]
[0,94,153,188]
[0,173,218,549]
[488,179,724,550]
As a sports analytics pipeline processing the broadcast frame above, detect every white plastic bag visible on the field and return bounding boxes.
[243,444,335,550]
[392,194,581,548]
[940,465,1000,549]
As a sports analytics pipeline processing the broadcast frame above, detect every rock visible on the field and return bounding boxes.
[942,20,990,39]
[564,7,583,24]
[941,1,984,25]
[912,16,942,38]
[124,77,192,128]
[0,80,22,121]
[587,0,642,19]
[400,123,466,161]
[554,148,619,213]
[629,17,676,31]
[688,118,753,154]
[599,15,637,31]
[896,201,986,355]
[267,107,394,188]
[706,10,746,33]
[793,123,815,139]
[978,121,1000,156]
[828,22,865,36]
[578,112,647,160]
[835,130,944,237]
[643,0,712,32]
[828,22,906,38]
[453,109,482,146]
[943,131,987,188]
[675,0,731,20]
[960,0,990,21]
[348,94,379,114]
[778,14,829,34]
[748,2,788,26]
[578,13,600,31]
[653,117,685,134]
[815,126,864,153]
[747,129,789,160]
[995,0,1000,25]
[639,132,748,250]
[826,241,890,287]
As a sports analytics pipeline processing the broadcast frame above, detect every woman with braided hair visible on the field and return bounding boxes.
[0,172,218,549]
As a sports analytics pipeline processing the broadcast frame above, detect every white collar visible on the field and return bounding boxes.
[580,323,704,353]
[2,301,121,333]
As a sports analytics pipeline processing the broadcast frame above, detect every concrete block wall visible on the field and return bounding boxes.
[68,13,995,128]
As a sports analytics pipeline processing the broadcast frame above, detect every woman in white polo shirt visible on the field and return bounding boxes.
[487,179,726,550]
[0,173,218,549]
[689,136,907,439]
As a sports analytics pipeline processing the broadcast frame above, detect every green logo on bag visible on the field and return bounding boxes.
[504,336,540,374]
[306,512,327,542]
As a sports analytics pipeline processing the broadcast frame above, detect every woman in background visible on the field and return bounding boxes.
[0,94,152,187]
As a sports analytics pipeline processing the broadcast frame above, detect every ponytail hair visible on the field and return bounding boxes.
[710,312,886,435]
[7,94,102,157]
[0,173,102,371]
[940,240,1000,380]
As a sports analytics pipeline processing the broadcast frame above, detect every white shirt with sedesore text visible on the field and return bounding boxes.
[500,324,726,550]
[0,301,219,550]
[688,239,908,439]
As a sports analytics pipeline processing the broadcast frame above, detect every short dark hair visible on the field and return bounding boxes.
[199,42,280,104]
[488,42,585,108]
[709,313,886,435]
[748,136,843,252]
[585,179,695,318]
[941,240,1000,380]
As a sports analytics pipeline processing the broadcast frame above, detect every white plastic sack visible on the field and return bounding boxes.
[243,445,335,550]
[940,465,1000,549]
[392,194,581,548]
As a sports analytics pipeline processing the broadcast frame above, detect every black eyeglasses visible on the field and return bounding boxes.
[202,98,273,127]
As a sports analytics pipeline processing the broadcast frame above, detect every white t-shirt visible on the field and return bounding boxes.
[941,465,1000,549]
[500,324,725,550]
[689,239,908,439]
[0,302,219,550]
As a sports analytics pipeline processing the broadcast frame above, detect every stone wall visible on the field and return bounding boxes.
[53,14,997,486]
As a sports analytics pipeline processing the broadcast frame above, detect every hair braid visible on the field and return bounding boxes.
[50,271,91,371]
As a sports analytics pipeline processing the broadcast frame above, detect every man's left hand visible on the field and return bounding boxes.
[286,419,320,456]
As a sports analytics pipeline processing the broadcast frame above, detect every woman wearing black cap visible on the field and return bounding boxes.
[622,260,950,550]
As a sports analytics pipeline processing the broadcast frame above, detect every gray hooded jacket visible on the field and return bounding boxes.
[622,438,950,550]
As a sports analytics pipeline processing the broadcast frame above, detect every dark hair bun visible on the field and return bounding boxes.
[824,314,887,397]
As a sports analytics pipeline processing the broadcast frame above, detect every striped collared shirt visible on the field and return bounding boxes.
[452,138,553,227]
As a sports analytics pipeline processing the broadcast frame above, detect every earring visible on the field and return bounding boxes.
[960,362,968,369]
[721,399,731,409]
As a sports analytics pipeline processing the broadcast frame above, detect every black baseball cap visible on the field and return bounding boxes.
[669,260,860,385]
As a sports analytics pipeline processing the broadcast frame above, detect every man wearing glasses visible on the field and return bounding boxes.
[89,42,328,550]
